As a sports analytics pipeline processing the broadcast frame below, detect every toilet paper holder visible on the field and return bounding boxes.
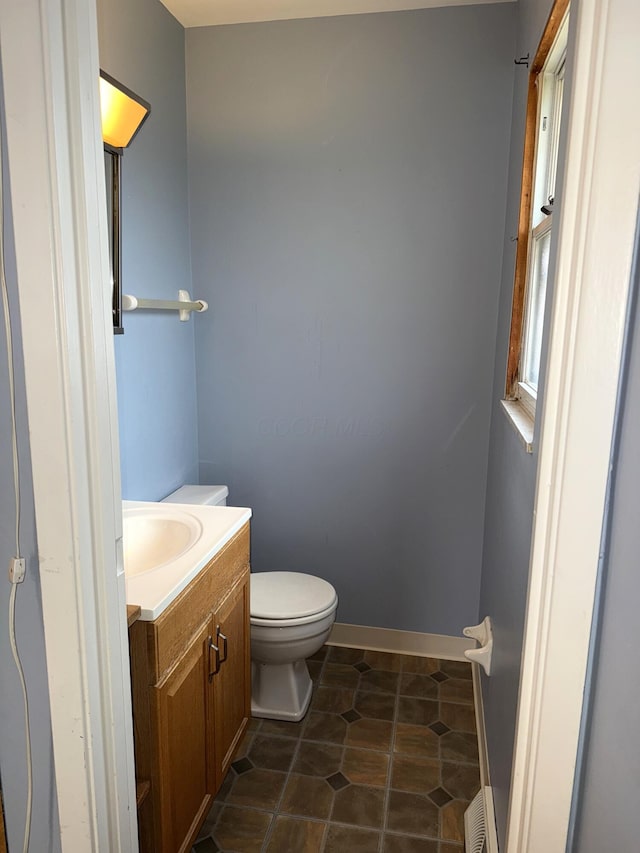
[463,616,493,676]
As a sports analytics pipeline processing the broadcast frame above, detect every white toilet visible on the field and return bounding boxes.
[162,484,338,722]
[250,571,337,721]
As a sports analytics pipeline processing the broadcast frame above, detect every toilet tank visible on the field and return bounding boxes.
[161,484,229,506]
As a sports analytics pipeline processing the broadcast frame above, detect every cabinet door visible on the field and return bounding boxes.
[213,575,251,787]
[153,618,216,853]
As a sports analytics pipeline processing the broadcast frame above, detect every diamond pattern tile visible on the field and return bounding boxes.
[327,771,350,791]
[196,647,480,850]
[428,786,454,807]
[430,670,449,683]
[193,837,219,853]
[342,708,362,723]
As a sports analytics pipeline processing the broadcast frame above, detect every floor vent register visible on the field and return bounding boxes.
[465,786,499,853]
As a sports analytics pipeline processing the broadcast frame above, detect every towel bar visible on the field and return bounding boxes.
[122,289,208,321]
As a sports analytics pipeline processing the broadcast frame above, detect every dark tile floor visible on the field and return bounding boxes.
[193,646,479,853]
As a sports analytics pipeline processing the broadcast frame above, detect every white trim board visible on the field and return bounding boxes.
[472,668,499,852]
[160,0,514,29]
[506,0,640,850]
[473,666,491,789]
[0,0,137,849]
[328,622,475,661]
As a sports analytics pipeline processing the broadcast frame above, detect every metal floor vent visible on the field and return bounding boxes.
[465,786,499,853]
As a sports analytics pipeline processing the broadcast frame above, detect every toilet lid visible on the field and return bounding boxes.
[250,571,337,620]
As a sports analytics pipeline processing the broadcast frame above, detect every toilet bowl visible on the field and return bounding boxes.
[162,485,338,722]
[250,571,338,721]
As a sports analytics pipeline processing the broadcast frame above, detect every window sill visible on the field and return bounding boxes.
[501,399,534,453]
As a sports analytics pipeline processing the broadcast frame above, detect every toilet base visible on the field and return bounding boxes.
[251,659,313,722]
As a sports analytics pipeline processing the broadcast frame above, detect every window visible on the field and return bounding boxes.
[505,0,570,431]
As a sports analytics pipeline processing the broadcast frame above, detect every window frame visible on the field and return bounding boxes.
[505,0,570,407]
[520,211,553,398]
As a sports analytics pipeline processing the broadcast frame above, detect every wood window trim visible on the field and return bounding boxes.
[505,0,570,398]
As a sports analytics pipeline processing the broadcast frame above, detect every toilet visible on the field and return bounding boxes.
[162,484,338,722]
[250,571,337,721]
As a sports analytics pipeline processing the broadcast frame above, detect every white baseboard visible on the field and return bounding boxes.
[473,662,491,788]
[471,664,499,853]
[327,622,475,662]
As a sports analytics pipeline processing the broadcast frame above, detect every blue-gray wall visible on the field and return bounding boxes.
[478,0,571,846]
[97,0,198,501]
[186,4,516,635]
[0,83,61,852]
[569,220,640,852]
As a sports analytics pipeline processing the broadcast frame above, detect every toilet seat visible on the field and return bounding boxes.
[250,571,337,627]
[250,600,338,628]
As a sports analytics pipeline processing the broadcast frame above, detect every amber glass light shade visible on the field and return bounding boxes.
[99,72,150,150]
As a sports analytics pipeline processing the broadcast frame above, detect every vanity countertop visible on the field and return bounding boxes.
[126,604,141,627]
[123,500,252,621]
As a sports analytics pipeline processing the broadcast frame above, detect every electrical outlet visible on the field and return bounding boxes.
[9,557,26,583]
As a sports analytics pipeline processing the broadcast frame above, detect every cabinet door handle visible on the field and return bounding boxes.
[208,636,221,681]
[217,627,228,663]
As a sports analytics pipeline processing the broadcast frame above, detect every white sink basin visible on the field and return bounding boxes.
[123,507,203,576]
[123,500,252,620]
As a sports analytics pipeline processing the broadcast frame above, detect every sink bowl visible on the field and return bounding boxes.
[123,507,203,576]
[123,499,252,620]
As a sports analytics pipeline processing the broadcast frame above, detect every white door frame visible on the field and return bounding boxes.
[1,0,638,850]
[0,1,137,851]
[506,0,640,850]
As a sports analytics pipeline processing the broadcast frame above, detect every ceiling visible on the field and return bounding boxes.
[159,0,513,29]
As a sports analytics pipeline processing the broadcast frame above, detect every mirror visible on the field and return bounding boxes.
[99,70,150,333]
[104,148,123,333]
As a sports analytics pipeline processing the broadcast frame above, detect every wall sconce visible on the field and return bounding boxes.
[99,71,150,332]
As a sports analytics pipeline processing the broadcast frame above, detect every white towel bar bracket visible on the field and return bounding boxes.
[122,289,208,321]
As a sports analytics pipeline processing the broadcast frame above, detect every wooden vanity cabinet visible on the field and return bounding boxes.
[212,578,251,788]
[129,524,251,853]
[153,618,216,851]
